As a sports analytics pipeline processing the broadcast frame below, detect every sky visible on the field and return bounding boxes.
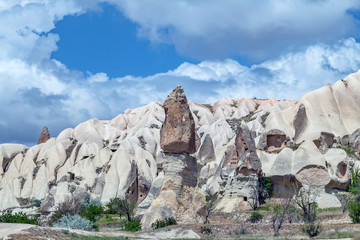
[1,0,360,146]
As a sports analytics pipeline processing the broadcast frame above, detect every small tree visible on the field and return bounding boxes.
[204,195,213,224]
[336,193,353,213]
[349,167,360,195]
[293,184,322,238]
[272,198,292,237]
[259,174,273,204]
[293,186,318,223]
[248,185,259,210]
[106,198,135,221]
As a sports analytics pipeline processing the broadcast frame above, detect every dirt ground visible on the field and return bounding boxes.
[6,210,360,240]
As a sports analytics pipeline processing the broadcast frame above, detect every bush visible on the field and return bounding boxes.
[249,211,262,223]
[53,214,95,231]
[124,218,141,232]
[302,222,322,238]
[0,210,39,225]
[200,226,212,235]
[261,174,273,199]
[151,217,177,229]
[350,167,360,195]
[349,201,360,223]
[50,197,83,225]
[80,204,104,222]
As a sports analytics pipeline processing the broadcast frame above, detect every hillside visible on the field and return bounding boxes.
[0,69,360,229]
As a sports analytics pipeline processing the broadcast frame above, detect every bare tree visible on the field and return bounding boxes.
[292,184,318,223]
[336,192,353,213]
[272,198,292,237]
[247,185,259,210]
[292,183,322,238]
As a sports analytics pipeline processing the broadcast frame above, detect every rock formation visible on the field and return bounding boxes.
[141,86,206,228]
[1,70,360,217]
[293,104,307,142]
[198,134,215,165]
[160,86,196,154]
[38,126,50,144]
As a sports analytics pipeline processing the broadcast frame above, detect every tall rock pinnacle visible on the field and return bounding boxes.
[38,126,50,144]
[160,86,196,154]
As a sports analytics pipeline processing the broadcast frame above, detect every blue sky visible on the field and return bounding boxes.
[1,0,360,146]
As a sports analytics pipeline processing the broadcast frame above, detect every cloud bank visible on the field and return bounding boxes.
[109,0,360,60]
[1,1,360,145]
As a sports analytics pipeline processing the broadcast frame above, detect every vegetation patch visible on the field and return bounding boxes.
[200,225,212,235]
[0,209,39,225]
[151,217,177,229]
[124,218,141,232]
[248,211,263,223]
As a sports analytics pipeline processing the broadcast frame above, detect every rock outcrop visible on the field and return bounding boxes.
[160,86,196,154]
[141,86,206,228]
[1,70,360,216]
[293,104,307,142]
[38,126,50,144]
[198,134,215,165]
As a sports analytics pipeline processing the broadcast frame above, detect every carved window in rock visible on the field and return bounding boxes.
[231,150,238,168]
[266,134,286,149]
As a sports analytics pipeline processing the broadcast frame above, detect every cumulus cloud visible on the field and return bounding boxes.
[87,72,109,83]
[116,37,360,102]
[1,1,360,146]
[108,0,360,60]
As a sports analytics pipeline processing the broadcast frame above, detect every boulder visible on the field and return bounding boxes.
[38,126,50,144]
[160,86,196,154]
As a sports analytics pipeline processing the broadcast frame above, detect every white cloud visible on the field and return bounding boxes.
[87,72,109,83]
[0,0,86,62]
[1,1,360,146]
[115,37,360,102]
[107,0,360,60]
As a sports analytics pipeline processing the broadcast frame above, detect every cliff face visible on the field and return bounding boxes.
[1,70,360,215]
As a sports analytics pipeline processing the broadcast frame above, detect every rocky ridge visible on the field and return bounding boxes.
[0,70,360,225]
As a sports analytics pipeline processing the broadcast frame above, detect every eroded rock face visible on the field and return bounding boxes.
[295,165,331,186]
[235,122,262,176]
[38,126,50,144]
[215,122,262,208]
[198,134,215,165]
[293,104,307,141]
[160,86,196,154]
[141,154,206,228]
[313,132,335,152]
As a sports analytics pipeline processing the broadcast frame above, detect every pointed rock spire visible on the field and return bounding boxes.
[38,126,50,144]
[160,86,196,154]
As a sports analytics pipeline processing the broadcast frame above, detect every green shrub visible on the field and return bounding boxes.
[349,201,360,223]
[151,217,177,229]
[200,226,212,235]
[124,218,141,232]
[259,174,273,204]
[249,211,262,223]
[53,214,96,231]
[257,205,271,211]
[301,222,322,238]
[350,167,360,195]
[80,204,104,222]
[0,210,39,225]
